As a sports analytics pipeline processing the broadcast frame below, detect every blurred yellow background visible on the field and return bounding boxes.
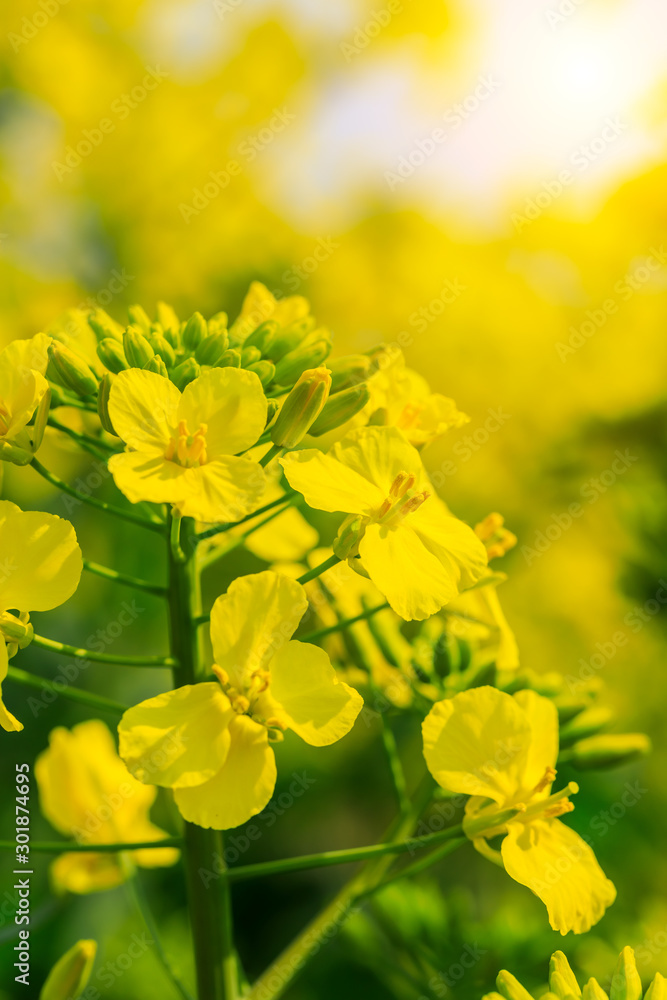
[1,0,666,995]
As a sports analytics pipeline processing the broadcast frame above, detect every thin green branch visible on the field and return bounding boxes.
[83,558,168,597]
[48,416,120,456]
[297,553,341,586]
[195,492,296,542]
[31,633,178,668]
[380,717,411,815]
[299,602,390,644]
[128,871,195,1000]
[0,837,182,853]
[30,458,166,532]
[371,837,468,893]
[6,665,128,714]
[259,443,283,468]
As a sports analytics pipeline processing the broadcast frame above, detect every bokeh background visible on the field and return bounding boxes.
[1,0,666,997]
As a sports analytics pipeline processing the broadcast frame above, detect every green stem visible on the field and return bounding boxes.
[128,871,195,1000]
[168,515,237,1000]
[170,509,187,564]
[0,838,182,853]
[6,665,128,714]
[373,836,468,891]
[297,553,341,586]
[379,716,410,815]
[30,458,166,532]
[246,777,436,1000]
[259,443,283,468]
[31,633,177,668]
[83,558,168,597]
[48,416,120,457]
[299,602,390,644]
[195,493,296,542]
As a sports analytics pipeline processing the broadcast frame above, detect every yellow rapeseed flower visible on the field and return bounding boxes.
[119,571,363,830]
[0,500,82,732]
[0,334,51,461]
[35,720,179,894]
[281,426,488,621]
[422,685,616,934]
[107,367,267,522]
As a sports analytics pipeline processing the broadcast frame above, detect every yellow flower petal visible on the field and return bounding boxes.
[0,501,82,612]
[422,687,533,803]
[0,333,51,376]
[0,366,49,440]
[0,638,22,732]
[280,448,382,515]
[108,452,188,506]
[513,689,559,794]
[210,571,307,688]
[174,715,276,830]
[269,640,363,746]
[50,852,126,895]
[501,817,616,934]
[178,367,267,458]
[412,497,489,593]
[359,521,458,621]
[118,684,234,788]
[177,456,266,523]
[330,426,430,494]
[108,369,180,453]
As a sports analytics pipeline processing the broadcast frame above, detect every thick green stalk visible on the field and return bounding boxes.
[168,515,237,1000]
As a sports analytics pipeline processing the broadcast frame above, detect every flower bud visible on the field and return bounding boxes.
[0,611,33,646]
[497,970,536,1000]
[241,345,262,367]
[31,385,51,452]
[147,333,176,368]
[583,980,611,1000]
[244,319,279,352]
[97,373,116,435]
[48,344,98,397]
[328,354,373,393]
[271,366,332,448]
[559,706,615,747]
[156,301,180,335]
[123,327,154,368]
[88,308,123,343]
[563,733,651,771]
[182,312,207,351]
[171,358,200,391]
[247,360,276,387]
[39,939,97,1000]
[207,311,228,337]
[265,399,279,426]
[645,974,667,1000]
[97,338,128,374]
[610,948,642,1000]
[144,355,169,377]
[127,304,151,333]
[308,384,370,436]
[195,331,229,366]
[550,953,581,998]
[333,514,365,560]
[273,340,330,386]
[214,349,241,369]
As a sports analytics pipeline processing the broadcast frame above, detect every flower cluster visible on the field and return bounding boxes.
[0,281,652,990]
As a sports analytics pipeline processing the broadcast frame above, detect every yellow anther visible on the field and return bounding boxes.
[231,694,250,715]
[403,490,430,515]
[378,497,393,517]
[389,471,415,498]
[533,766,557,795]
[212,664,229,687]
[165,419,209,468]
[265,716,286,731]
[474,512,517,560]
[177,434,189,464]
[545,800,575,818]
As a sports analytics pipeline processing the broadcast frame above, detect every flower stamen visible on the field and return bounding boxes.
[165,420,209,468]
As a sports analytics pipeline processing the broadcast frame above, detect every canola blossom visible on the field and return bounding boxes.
[281,425,488,620]
[119,572,362,829]
[0,500,82,732]
[422,686,616,934]
[0,334,51,463]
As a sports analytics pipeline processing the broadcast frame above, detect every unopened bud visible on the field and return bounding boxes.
[88,308,124,343]
[271,366,332,447]
[182,312,207,351]
[214,349,241,369]
[264,317,317,361]
[497,970,535,1000]
[559,706,614,747]
[144,355,169,377]
[241,345,261,367]
[127,304,151,333]
[309,384,370,436]
[156,301,180,335]
[207,311,228,337]
[265,399,279,426]
[147,333,176,368]
[550,953,581,998]
[645,974,667,1000]
[48,344,98,397]
[97,338,128,374]
[583,980,610,1000]
[272,340,330,386]
[123,327,154,368]
[247,360,276,387]
[610,948,642,1000]
[244,319,279,353]
[171,358,200,391]
[563,733,651,771]
[31,385,51,453]
[97,373,116,435]
[39,939,97,1000]
[195,332,229,366]
[0,611,33,646]
[328,354,372,393]
[333,514,365,560]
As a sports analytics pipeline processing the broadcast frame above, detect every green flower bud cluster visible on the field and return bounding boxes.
[484,948,665,1000]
